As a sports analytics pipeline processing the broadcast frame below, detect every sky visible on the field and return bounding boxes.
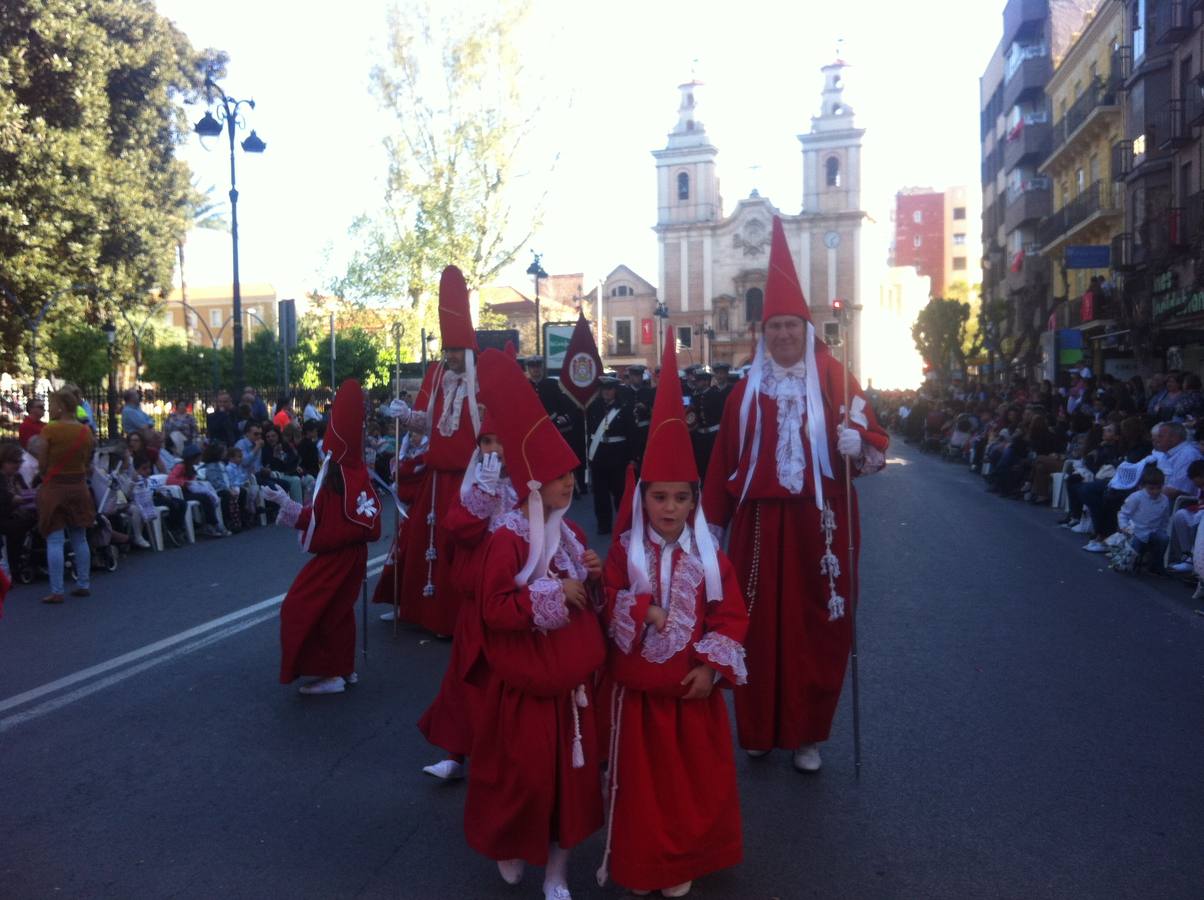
[157,0,1005,305]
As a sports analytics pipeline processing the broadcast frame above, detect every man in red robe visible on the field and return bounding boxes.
[703,217,889,773]
[375,265,481,636]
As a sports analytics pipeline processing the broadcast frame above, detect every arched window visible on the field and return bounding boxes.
[677,172,690,200]
[745,288,763,323]
[717,309,729,331]
[825,156,841,188]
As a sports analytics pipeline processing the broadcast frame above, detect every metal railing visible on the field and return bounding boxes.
[1050,78,1118,152]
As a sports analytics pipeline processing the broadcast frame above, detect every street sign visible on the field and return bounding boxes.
[1064,245,1110,269]
[541,322,576,371]
[277,298,297,349]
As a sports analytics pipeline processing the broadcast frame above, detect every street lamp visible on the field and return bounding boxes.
[101,320,117,437]
[194,76,266,391]
[420,327,438,366]
[653,300,670,356]
[527,252,549,355]
[694,321,716,367]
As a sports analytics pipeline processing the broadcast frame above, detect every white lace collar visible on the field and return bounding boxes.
[436,370,469,438]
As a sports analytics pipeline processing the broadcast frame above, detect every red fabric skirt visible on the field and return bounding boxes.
[465,675,603,865]
[278,544,366,683]
[606,686,742,891]
[726,496,858,748]
[417,585,486,757]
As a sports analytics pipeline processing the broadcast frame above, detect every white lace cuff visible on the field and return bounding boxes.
[609,589,640,653]
[529,577,570,631]
[401,408,430,434]
[693,632,748,685]
[463,483,498,519]
[856,442,887,475]
[275,497,303,529]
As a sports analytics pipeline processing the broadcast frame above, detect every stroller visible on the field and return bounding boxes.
[14,515,118,585]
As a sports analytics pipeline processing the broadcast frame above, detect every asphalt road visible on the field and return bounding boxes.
[1,443,1201,899]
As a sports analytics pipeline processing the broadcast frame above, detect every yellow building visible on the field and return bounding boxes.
[1037,0,1124,325]
[160,283,277,347]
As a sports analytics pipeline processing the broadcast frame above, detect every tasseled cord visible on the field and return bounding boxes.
[570,683,589,769]
[596,683,625,887]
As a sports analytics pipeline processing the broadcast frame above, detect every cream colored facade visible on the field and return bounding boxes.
[943,186,983,296]
[863,267,931,390]
[1038,0,1124,308]
[161,282,277,347]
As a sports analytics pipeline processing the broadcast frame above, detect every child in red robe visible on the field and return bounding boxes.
[463,348,606,900]
[597,334,748,898]
[417,409,516,780]
[266,379,382,695]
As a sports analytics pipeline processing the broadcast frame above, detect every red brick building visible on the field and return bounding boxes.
[891,189,947,297]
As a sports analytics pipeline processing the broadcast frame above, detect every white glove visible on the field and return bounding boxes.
[387,398,411,419]
[261,484,290,507]
[836,425,862,458]
[475,452,502,495]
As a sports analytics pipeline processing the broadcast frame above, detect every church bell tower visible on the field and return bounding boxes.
[799,58,864,214]
[653,81,721,227]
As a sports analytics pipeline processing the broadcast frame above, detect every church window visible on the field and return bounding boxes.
[745,287,763,322]
[825,156,841,188]
[717,309,729,331]
[677,172,690,200]
[831,103,843,116]
[677,326,693,348]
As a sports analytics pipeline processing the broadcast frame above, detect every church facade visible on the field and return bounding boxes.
[594,59,867,377]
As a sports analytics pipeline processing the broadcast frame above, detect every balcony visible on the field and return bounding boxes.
[1067,291,1120,325]
[1113,46,1133,91]
[1112,140,1133,180]
[1050,79,1119,150]
[1003,53,1052,110]
[1003,116,1051,170]
[1002,0,1047,50]
[1037,181,1121,249]
[1154,97,1202,150]
[1111,232,1138,271]
[1004,180,1052,231]
[1152,0,1188,46]
[1180,189,1204,247]
[1005,247,1049,293]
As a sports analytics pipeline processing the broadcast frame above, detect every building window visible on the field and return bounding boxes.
[953,233,967,246]
[610,285,633,297]
[745,287,763,322]
[717,309,729,331]
[912,210,923,224]
[953,257,967,270]
[677,172,689,201]
[210,309,222,329]
[953,207,966,220]
[615,318,633,355]
[823,321,841,346]
[913,235,923,248]
[825,156,841,188]
[676,326,692,348]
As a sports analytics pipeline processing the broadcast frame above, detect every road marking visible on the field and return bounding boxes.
[0,555,388,723]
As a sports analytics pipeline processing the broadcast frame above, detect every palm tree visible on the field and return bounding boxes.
[177,180,229,338]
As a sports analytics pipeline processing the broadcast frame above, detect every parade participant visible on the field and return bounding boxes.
[620,365,654,463]
[265,378,382,695]
[703,217,889,773]
[417,408,516,780]
[381,265,482,637]
[596,334,747,899]
[373,430,428,621]
[586,376,636,535]
[527,355,587,495]
[464,348,605,900]
[711,362,734,399]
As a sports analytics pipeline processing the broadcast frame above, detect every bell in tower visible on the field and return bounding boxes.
[799,50,864,214]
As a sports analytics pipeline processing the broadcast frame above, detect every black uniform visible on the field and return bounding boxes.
[531,374,587,494]
[619,381,655,465]
[586,394,636,533]
[693,381,729,480]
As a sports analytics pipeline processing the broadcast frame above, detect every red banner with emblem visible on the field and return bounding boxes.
[640,318,654,344]
[1080,290,1094,323]
[558,311,603,410]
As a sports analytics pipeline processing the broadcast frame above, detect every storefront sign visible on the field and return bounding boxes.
[1065,245,1110,269]
[1153,270,1176,294]
[1153,288,1204,322]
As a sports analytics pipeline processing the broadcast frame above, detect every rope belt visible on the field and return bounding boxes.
[698,424,721,434]
[600,436,627,444]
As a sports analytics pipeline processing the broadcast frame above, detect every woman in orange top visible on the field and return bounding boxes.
[34,389,96,604]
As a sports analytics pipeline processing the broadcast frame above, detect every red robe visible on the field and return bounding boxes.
[600,527,748,891]
[703,349,888,749]
[370,445,427,606]
[372,365,477,634]
[417,481,516,757]
[279,486,383,683]
[464,511,606,865]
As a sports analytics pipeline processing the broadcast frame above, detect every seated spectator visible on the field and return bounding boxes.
[206,391,240,447]
[167,444,228,537]
[122,454,160,549]
[0,440,38,576]
[200,442,243,532]
[296,420,323,478]
[1117,466,1171,574]
[272,395,294,429]
[164,399,199,454]
[1081,421,1159,552]
[18,398,45,449]
[263,424,312,502]
[1153,372,1184,422]
[1167,459,1204,573]
[147,429,178,472]
[1154,420,1203,500]
[224,446,261,518]
[126,430,164,474]
[302,392,322,423]
[120,389,154,435]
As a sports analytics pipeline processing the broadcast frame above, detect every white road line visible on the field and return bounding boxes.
[0,555,388,718]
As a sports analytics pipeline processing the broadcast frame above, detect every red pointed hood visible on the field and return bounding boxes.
[504,340,517,360]
[324,378,366,467]
[762,216,812,324]
[476,348,578,503]
[438,265,478,350]
[639,332,698,483]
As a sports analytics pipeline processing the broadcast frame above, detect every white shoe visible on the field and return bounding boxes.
[1070,520,1094,534]
[543,883,571,900]
[298,676,346,695]
[422,759,464,780]
[345,672,359,685]
[379,610,396,621]
[1169,560,1194,574]
[1082,541,1108,553]
[497,859,524,885]
[133,536,151,548]
[792,743,822,773]
[662,882,693,897]
[745,749,770,758]
[1058,519,1079,530]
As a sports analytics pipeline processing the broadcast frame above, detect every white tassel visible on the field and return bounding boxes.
[571,694,585,769]
[596,684,624,887]
[575,683,589,708]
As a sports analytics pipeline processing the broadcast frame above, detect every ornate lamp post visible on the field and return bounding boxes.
[527,252,549,355]
[653,300,671,358]
[194,76,266,391]
[101,320,118,437]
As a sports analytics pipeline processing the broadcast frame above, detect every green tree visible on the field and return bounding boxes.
[143,341,223,391]
[0,0,221,372]
[176,180,229,315]
[48,325,111,386]
[912,298,974,384]
[292,315,389,391]
[329,0,551,339]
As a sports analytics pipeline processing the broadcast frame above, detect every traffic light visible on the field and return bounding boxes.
[831,297,845,314]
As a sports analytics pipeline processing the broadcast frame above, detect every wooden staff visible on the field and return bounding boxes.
[392,323,403,638]
[837,300,862,777]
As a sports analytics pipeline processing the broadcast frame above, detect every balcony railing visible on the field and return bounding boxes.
[1037,181,1118,247]
[1051,78,1119,152]
[1003,54,1052,110]
[1112,139,1133,180]
[1003,116,1051,170]
[1113,45,1133,90]
[1002,0,1047,51]
[1004,179,1052,231]
[1005,246,1048,293]
[1153,0,1188,46]
[1155,97,1202,149]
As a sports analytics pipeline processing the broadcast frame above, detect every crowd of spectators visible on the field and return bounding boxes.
[873,368,1204,584]
[0,383,401,603]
